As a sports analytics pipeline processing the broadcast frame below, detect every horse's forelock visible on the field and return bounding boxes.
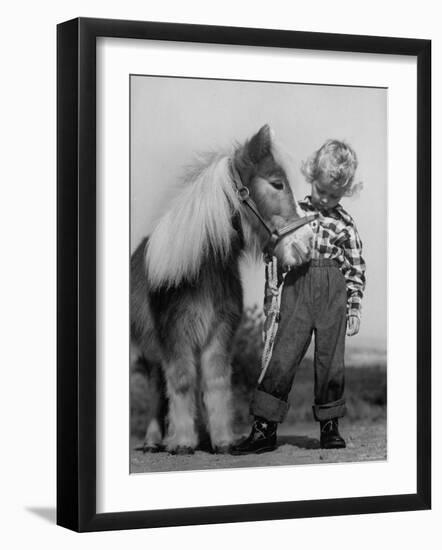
[235,135,301,206]
[271,140,304,217]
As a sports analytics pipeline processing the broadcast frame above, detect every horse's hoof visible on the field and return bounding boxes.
[213,444,232,454]
[170,445,195,456]
[142,443,162,453]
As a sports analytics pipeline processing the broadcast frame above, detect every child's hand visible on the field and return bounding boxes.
[347,316,360,336]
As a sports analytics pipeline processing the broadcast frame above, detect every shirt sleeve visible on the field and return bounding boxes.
[341,223,366,319]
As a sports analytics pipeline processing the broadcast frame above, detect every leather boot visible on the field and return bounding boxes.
[231,417,277,455]
[320,418,346,449]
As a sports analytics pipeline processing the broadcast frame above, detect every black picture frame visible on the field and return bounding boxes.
[57,17,431,532]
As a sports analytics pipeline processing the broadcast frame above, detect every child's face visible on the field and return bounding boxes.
[311,174,346,210]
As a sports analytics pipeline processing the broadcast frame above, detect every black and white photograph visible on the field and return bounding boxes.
[129,75,387,473]
[55,14,430,534]
[0,0,436,543]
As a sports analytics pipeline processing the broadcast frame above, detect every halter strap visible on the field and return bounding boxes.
[229,158,317,253]
[229,159,274,237]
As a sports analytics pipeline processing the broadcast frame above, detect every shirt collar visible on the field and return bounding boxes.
[301,196,344,217]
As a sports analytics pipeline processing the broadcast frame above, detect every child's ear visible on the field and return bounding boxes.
[247,124,273,163]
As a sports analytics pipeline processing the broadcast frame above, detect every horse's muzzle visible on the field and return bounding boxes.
[291,238,312,264]
[278,223,314,267]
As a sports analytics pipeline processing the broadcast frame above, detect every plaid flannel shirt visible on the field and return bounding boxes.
[299,196,366,319]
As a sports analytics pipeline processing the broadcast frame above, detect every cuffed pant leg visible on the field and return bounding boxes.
[312,266,347,420]
[257,268,313,422]
[312,398,347,421]
[251,389,289,422]
[313,324,346,416]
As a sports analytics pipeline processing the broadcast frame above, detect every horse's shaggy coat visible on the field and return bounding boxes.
[131,125,313,454]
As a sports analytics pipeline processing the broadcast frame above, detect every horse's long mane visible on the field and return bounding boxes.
[146,152,258,290]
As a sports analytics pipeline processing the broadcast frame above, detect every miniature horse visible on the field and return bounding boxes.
[131,125,314,454]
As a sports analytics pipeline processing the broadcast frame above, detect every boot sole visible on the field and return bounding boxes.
[230,445,277,456]
[320,442,346,449]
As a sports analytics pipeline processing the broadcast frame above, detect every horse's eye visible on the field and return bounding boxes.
[270,180,284,190]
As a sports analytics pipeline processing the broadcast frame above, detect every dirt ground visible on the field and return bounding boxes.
[130,420,386,474]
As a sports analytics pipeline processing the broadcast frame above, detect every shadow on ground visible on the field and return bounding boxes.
[26,507,56,524]
[276,434,319,449]
[130,421,386,473]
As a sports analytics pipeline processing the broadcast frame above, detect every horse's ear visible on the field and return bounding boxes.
[247,124,273,163]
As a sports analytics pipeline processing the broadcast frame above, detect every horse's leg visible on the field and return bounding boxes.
[163,349,198,454]
[200,324,235,453]
[142,361,167,452]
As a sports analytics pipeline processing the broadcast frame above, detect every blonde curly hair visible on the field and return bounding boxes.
[301,140,362,197]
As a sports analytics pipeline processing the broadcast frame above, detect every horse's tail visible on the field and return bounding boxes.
[130,237,161,361]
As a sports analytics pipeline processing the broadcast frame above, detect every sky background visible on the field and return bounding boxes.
[131,76,387,356]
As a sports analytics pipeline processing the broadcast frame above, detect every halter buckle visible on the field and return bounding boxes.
[236,186,250,201]
[263,232,280,256]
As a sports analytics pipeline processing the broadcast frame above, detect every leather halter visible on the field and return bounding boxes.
[229,159,317,254]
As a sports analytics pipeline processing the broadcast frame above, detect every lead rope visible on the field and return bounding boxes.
[259,256,283,385]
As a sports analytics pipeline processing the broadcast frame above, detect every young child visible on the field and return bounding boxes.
[232,140,366,454]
